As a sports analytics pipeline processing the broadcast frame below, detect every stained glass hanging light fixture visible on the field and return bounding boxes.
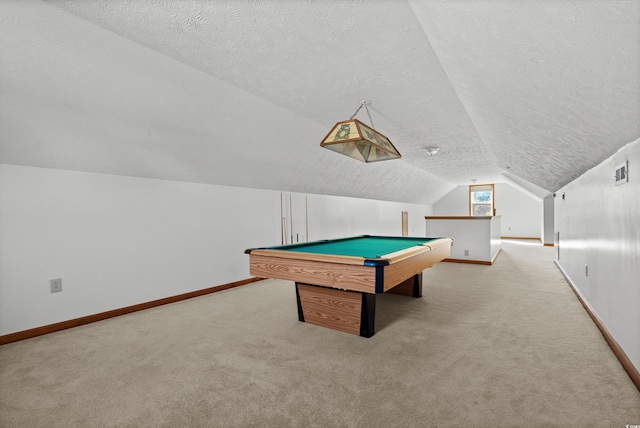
[320,100,401,162]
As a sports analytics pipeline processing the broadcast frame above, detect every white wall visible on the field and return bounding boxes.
[307,193,431,240]
[543,195,554,245]
[0,164,282,335]
[495,183,542,238]
[555,138,640,373]
[432,185,469,216]
[0,164,431,336]
[433,182,543,239]
[425,217,497,262]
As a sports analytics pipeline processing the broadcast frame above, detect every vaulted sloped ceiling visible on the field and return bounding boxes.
[1,0,638,204]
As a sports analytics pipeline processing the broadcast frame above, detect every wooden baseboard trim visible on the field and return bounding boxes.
[443,249,501,266]
[543,243,554,247]
[490,248,502,264]
[0,277,264,346]
[442,258,492,265]
[554,260,640,392]
[501,236,541,242]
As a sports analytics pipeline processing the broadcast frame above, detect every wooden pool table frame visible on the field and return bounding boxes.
[246,236,453,337]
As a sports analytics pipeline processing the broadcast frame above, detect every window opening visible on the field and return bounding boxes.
[469,184,494,216]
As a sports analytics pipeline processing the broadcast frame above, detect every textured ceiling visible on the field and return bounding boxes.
[1,0,638,204]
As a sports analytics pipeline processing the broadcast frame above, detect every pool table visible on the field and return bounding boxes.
[245,235,453,337]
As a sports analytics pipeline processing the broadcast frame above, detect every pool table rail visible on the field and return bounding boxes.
[248,253,378,293]
[377,237,453,265]
[246,237,453,295]
[245,237,453,267]
[246,249,370,266]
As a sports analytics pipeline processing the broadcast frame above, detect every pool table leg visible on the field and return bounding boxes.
[295,283,376,338]
[387,272,423,298]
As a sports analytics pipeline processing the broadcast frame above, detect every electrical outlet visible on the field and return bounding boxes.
[50,278,62,293]
[464,250,469,256]
[585,265,589,277]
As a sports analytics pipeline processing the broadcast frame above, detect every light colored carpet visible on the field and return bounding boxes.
[1,241,639,427]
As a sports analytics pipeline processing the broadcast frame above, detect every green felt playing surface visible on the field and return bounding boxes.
[278,236,437,259]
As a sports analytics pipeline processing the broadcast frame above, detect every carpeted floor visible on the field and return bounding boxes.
[1,241,639,427]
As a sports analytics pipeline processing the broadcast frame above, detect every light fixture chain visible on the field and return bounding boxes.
[349,103,364,120]
[364,104,375,129]
[349,100,376,129]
